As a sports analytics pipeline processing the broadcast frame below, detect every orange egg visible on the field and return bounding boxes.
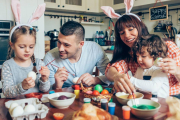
[128,94,136,99]
[101,89,109,94]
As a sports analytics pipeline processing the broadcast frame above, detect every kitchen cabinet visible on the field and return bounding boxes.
[86,0,99,13]
[45,0,85,11]
[99,0,113,12]
[0,0,13,20]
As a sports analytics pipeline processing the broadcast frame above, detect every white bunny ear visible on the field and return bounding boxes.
[11,0,21,24]
[28,3,46,24]
[124,0,134,14]
[101,6,121,18]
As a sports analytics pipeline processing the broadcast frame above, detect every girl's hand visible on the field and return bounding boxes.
[22,77,35,90]
[113,73,135,95]
[160,58,179,76]
[39,66,50,82]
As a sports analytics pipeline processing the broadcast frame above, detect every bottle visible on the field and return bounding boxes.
[108,102,116,115]
[122,106,131,119]
[95,31,99,44]
[100,99,108,110]
[84,98,91,103]
[74,85,80,99]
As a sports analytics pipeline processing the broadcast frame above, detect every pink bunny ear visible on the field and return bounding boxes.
[11,0,21,24]
[124,0,134,13]
[101,6,121,18]
[28,3,46,24]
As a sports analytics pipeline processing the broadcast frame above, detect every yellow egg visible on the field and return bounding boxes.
[128,94,136,99]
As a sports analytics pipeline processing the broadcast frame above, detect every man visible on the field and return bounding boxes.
[44,21,110,89]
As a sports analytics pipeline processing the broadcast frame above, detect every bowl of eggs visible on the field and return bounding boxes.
[127,99,161,119]
[48,92,76,109]
[115,92,144,105]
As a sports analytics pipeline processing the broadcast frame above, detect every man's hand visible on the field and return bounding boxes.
[77,73,101,86]
[54,67,69,89]
[22,77,35,90]
[39,66,50,82]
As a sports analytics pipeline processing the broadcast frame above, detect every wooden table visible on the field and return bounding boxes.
[0,87,168,120]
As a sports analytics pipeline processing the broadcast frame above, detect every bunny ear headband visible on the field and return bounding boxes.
[10,0,46,40]
[101,0,140,21]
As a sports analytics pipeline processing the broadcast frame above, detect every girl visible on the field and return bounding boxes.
[102,0,180,99]
[1,0,50,98]
[130,34,169,98]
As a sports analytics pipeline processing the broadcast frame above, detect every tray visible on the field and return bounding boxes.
[5,98,49,120]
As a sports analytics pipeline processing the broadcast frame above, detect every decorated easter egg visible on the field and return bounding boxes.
[92,90,100,95]
[27,71,36,80]
[94,84,103,93]
[72,77,80,84]
[24,104,36,113]
[154,57,163,67]
[101,89,109,94]
[11,106,24,117]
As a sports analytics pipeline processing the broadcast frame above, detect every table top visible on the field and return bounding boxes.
[0,87,167,120]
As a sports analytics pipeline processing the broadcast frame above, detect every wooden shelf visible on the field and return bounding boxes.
[80,22,104,26]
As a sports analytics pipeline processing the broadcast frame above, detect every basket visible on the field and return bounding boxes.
[81,83,113,105]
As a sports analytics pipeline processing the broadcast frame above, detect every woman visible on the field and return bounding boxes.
[105,15,180,98]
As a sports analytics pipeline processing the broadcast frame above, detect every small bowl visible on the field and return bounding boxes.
[115,92,144,105]
[127,99,161,119]
[25,92,43,99]
[48,92,76,109]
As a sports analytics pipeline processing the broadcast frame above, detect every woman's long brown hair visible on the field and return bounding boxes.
[110,15,149,64]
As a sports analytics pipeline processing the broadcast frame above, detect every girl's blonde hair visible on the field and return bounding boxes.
[7,26,37,72]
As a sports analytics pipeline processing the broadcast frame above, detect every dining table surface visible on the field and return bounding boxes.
[0,87,168,120]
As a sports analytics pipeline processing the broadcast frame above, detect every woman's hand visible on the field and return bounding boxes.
[160,58,179,75]
[113,73,135,94]
[22,77,35,90]
[39,66,50,82]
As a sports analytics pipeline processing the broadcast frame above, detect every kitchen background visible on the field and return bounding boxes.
[1,0,180,62]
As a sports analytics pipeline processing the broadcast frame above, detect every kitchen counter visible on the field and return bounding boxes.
[104,50,113,54]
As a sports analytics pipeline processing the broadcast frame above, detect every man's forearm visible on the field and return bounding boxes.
[94,77,103,84]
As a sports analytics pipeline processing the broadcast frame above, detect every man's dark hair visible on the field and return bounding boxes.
[60,21,85,41]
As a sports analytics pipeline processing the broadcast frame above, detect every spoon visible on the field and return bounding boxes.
[132,93,138,107]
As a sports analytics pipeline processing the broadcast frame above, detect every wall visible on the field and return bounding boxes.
[45,12,102,39]
[110,5,180,38]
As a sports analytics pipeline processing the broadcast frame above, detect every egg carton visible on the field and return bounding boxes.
[5,98,49,120]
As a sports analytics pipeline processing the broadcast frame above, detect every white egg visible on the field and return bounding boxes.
[24,104,36,113]
[11,106,24,117]
[9,102,19,114]
[27,71,36,80]
[72,77,80,84]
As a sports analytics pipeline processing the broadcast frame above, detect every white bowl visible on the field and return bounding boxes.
[127,99,161,119]
[48,92,76,109]
[115,92,144,105]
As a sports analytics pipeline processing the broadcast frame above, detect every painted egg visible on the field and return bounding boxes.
[154,57,163,67]
[11,106,24,117]
[24,104,36,113]
[86,91,93,94]
[9,102,19,114]
[27,71,37,80]
[94,84,103,93]
[72,77,80,84]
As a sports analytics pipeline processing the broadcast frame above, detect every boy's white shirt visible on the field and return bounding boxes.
[130,65,169,98]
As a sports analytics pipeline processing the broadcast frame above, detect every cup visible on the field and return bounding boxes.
[84,98,91,103]
[122,106,131,119]
[108,102,116,115]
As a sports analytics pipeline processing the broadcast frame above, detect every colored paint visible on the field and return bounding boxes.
[108,102,116,115]
[132,105,156,110]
